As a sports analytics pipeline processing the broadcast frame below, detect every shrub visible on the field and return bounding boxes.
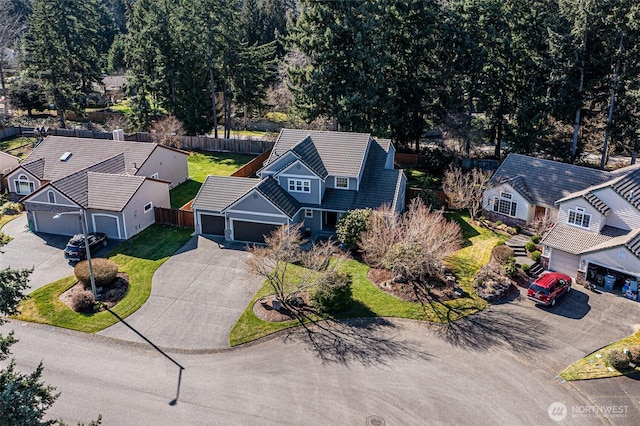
[492,245,514,264]
[474,263,513,302]
[1,202,23,215]
[74,258,119,289]
[531,250,542,262]
[525,241,537,253]
[531,235,541,244]
[311,271,353,313]
[502,260,518,278]
[607,348,630,370]
[70,289,96,313]
[495,220,503,226]
[521,264,531,274]
[336,208,372,248]
[627,345,640,363]
[419,189,443,210]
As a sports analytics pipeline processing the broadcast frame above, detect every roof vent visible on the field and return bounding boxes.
[59,151,72,162]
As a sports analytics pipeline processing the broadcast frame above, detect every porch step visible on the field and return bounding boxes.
[528,262,544,277]
[512,247,527,257]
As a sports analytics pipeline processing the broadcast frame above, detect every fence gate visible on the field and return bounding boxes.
[154,207,194,229]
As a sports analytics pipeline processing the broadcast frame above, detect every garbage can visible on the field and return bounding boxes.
[604,274,615,291]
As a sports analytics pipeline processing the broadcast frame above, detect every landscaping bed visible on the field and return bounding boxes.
[59,272,129,312]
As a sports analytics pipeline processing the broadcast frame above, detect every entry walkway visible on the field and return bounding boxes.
[98,236,262,350]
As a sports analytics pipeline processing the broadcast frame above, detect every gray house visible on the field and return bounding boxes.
[192,129,406,243]
[14,136,189,239]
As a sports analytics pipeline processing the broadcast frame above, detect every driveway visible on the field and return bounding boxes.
[0,214,116,291]
[98,236,261,350]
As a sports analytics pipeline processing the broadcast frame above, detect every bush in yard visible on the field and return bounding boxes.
[418,189,443,210]
[521,264,531,274]
[502,260,518,278]
[531,235,541,244]
[627,345,640,363]
[1,202,23,215]
[606,348,630,370]
[336,208,372,248]
[311,271,353,313]
[525,241,537,253]
[70,289,96,313]
[474,263,512,302]
[531,250,542,262]
[492,245,514,264]
[74,258,119,289]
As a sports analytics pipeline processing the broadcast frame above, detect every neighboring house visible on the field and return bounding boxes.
[11,135,188,239]
[192,129,406,243]
[484,153,640,292]
[483,153,613,228]
[0,150,19,178]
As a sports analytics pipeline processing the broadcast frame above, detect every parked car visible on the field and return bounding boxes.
[527,272,572,306]
[63,233,108,261]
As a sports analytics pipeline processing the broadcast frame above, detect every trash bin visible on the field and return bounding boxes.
[604,274,615,291]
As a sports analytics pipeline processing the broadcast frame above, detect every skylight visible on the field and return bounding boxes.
[59,151,72,162]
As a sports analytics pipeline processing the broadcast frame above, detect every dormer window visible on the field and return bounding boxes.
[288,178,310,193]
[568,206,591,229]
[335,177,349,189]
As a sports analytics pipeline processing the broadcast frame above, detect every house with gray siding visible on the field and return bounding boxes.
[485,153,640,295]
[14,136,188,239]
[192,129,406,244]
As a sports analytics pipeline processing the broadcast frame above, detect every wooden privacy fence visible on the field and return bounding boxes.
[231,149,272,177]
[154,207,194,229]
[176,135,274,155]
[395,153,423,168]
[0,127,21,140]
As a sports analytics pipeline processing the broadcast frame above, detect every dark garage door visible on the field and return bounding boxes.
[201,214,225,235]
[233,221,280,243]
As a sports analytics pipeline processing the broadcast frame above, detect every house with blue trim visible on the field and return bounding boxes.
[192,129,406,243]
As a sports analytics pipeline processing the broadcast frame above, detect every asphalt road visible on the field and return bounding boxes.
[3,317,613,426]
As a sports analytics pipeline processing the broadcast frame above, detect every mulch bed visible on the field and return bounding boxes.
[367,268,457,303]
[59,272,130,312]
[253,292,315,322]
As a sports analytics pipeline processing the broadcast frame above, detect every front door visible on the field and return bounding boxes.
[323,211,338,230]
[534,205,546,222]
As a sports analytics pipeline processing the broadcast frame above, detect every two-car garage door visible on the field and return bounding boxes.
[33,211,81,236]
[232,220,280,244]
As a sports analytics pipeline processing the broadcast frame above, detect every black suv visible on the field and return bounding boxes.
[63,233,108,261]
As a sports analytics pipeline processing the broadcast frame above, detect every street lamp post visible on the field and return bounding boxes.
[54,210,97,299]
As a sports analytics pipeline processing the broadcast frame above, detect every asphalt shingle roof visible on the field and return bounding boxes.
[541,223,630,254]
[191,176,259,213]
[290,135,328,179]
[22,158,45,179]
[255,177,300,218]
[22,136,159,181]
[321,138,404,211]
[268,129,371,178]
[492,153,610,208]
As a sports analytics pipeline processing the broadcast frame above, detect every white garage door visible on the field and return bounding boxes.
[33,211,82,236]
[549,249,580,276]
[93,215,120,239]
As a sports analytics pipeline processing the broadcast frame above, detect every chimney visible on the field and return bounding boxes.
[113,129,125,141]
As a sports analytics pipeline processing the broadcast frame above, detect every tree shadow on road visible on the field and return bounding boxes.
[281,302,432,367]
[431,307,551,354]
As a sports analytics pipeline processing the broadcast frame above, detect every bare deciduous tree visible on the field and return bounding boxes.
[104,114,130,133]
[150,115,184,149]
[359,199,462,283]
[245,223,346,309]
[442,166,493,220]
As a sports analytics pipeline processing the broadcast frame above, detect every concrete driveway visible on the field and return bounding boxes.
[98,236,261,350]
[0,214,116,291]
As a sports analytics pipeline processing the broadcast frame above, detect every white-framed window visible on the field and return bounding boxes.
[288,178,311,193]
[493,192,517,217]
[335,177,349,189]
[619,249,627,260]
[144,202,153,213]
[567,206,591,228]
[47,191,56,204]
[150,173,159,179]
[305,209,313,218]
[15,175,34,195]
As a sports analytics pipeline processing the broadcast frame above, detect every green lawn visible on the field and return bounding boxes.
[169,152,256,208]
[405,168,439,188]
[229,211,502,346]
[561,330,640,381]
[15,225,193,333]
[0,136,33,154]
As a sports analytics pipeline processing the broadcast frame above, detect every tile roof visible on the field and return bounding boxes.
[50,154,127,208]
[541,223,630,254]
[21,158,45,179]
[268,129,371,178]
[492,153,610,208]
[86,173,147,211]
[583,229,640,255]
[583,192,611,215]
[191,176,259,213]
[321,138,404,211]
[611,168,640,209]
[22,136,159,181]
[255,177,300,218]
[290,135,328,179]
[624,232,640,257]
